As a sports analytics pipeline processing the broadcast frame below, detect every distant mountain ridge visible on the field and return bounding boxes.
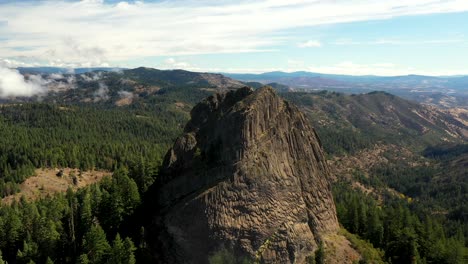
[8,67,467,146]
[225,71,468,108]
[15,67,468,108]
[225,71,468,84]
[17,67,126,74]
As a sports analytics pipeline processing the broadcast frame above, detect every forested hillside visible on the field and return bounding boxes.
[0,104,184,197]
[282,91,467,155]
[283,91,468,263]
[0,69,230,263]
[0,69,466,263]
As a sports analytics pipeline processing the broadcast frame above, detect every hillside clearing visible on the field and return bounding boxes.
[2,168,111,205]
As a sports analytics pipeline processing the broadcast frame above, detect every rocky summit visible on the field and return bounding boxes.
[153,86,339,263]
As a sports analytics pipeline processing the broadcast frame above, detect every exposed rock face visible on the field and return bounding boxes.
[154,86,338,263]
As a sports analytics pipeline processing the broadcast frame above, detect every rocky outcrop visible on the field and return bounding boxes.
[153,86,338,263]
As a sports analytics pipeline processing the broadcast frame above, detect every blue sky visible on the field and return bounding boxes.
[0,0,467,76]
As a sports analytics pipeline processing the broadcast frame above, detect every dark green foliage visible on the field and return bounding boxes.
[108,234,136,264]
[208,247,251,264]
[98,168,140,232]
[0,103,183,197]
[82,224,111,263]
[423,143,468,159]
[281,91,465,155]
[208,248,237,264]
[315,127,373,155]
[369,146,467,233]
[0,98,157,263]
[77,254,89,264]
[0,170,140,264]
[333,183,467,264]
[124,68,212,88]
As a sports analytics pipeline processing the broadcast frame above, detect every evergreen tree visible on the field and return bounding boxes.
[107,234,136,264]
[123,238,136,264]
[108,234,125,264]
[99,168,140,232]
[79,189,93,237]
[82,224,110,264]
[16,235,39,263]
[77,254,90,264]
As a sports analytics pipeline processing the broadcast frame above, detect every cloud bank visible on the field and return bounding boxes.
[1,0,468,68]
[0,66,47,98]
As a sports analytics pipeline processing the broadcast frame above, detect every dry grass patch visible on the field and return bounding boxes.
[322,232,361,264]
[2,168,111,204]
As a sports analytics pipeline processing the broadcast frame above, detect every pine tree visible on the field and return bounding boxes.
[123,237,136,264]
[79,189,93,236]
[16,235,39,263]
[366,206,383,247]
[108,234,125,264]
[77,254,90,264]
[99,168,140,231]
[106,234,136,264]
[82,224,111,264]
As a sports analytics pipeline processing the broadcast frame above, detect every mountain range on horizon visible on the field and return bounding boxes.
[16,66,468,78]
[12,66,468,109]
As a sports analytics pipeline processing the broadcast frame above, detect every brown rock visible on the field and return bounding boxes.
[153,86,338,263]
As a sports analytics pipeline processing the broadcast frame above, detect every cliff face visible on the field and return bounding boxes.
[154,86,338,263]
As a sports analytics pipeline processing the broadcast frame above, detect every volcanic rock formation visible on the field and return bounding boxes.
[154,86,338,263]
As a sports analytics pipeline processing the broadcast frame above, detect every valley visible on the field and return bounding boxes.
[0,67,466,263]
[2,2,467,263]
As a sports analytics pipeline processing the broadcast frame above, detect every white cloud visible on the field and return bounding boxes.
[0,58,41,68]
[93,82,109,102]
[49,73,64,79]
[163,58,191,69]
[0,66,47,98]
[1,0,468,67]
[298,40,321,48]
